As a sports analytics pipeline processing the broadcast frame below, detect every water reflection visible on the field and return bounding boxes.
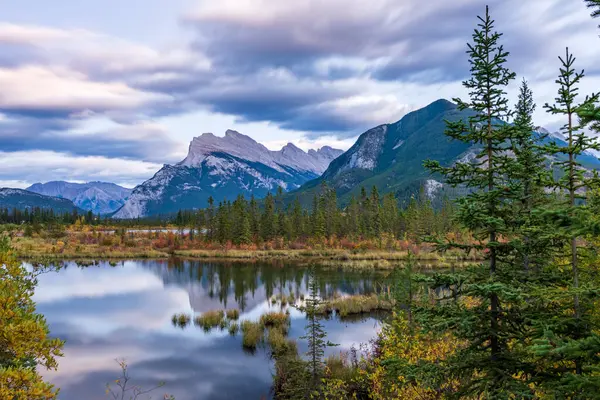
[32,259,387,400]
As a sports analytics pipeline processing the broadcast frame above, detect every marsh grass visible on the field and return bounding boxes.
[241,321,264,350]
[14,234,481,270]
[228,322,240,336]
[226,309,240,320]
[194,310,225,330]
[172,313,191,328]
[318,294,395,317]
[173,248,482,266]
[267,328,297,356]
[260,311,290,332]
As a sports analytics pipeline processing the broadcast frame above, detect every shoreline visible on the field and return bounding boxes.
[16,246,481,269]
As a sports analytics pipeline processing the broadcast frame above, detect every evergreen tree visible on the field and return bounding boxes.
[261,192,276,241]
[299,267,336,391]
[527,48,600,397]
[249,195,261,240]
[544,48,599,320]
[233,195,251,245]
[511,80,551,274]
[206,196,215,242]
[347,196,361,239]
[420,6,536,397]
[311,195,325,238]
[291,198,304,240]
[370,186,382,239]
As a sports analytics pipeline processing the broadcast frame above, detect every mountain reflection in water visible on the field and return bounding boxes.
[32,259,388,400]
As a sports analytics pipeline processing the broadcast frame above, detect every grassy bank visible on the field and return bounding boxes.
[13,236,170,260]
[173,248,479,264]
[11,231,482,268]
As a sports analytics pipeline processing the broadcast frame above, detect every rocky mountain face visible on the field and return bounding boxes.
[0,188,83,214]
[113,130,343,219]
[27,181,131,215]
[290,99,600,206]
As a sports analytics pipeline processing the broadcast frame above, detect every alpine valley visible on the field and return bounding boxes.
[113,130,343,219]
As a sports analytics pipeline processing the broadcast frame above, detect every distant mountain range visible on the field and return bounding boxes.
[27,181,131,215]
[0,188,84,214]
[113,130,343,218]
[5,99,599,218]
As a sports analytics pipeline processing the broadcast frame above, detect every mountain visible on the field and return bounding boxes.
[113,130,343,219]
[291,99,600,205]
[27,181,131,215]
[0,188,84,214]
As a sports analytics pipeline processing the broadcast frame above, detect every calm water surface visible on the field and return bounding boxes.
[32,259,389,400]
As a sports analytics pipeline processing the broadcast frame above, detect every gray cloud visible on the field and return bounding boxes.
[0,117,180,162]
[0,0,598,156]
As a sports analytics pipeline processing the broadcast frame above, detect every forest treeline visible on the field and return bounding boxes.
[172,186,457,245]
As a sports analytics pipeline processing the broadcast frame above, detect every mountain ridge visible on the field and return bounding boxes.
[289,98,600,206]
[113,131,343,219]
[0,188,85,214]
[27,181,131,215]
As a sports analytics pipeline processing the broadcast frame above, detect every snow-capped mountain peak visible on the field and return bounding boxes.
[113,130,343,219]
[180,129,342,175]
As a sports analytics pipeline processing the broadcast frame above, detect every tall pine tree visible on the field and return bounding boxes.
[527,48,600,397]
[421,6,536,397]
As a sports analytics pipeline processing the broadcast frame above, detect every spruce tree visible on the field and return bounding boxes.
[527,48,600,397]
[261,192,276,241]
[291,198,303,240]
[299,267,336,392]
[420,6,537,397]
[233,195,251,245]
[511,80,551,274]
[206,196,215,242]
[249,195,261,240]
[311,195,325,238]
[544,48,598,321]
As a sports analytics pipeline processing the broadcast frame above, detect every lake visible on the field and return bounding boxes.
[32,259,390,400]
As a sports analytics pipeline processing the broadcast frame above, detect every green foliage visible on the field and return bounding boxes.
[524,47,600,397]
[420,6,542,398]
[0,235,64,399]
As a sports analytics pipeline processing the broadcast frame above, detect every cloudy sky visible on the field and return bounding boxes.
[0,0,598,188]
